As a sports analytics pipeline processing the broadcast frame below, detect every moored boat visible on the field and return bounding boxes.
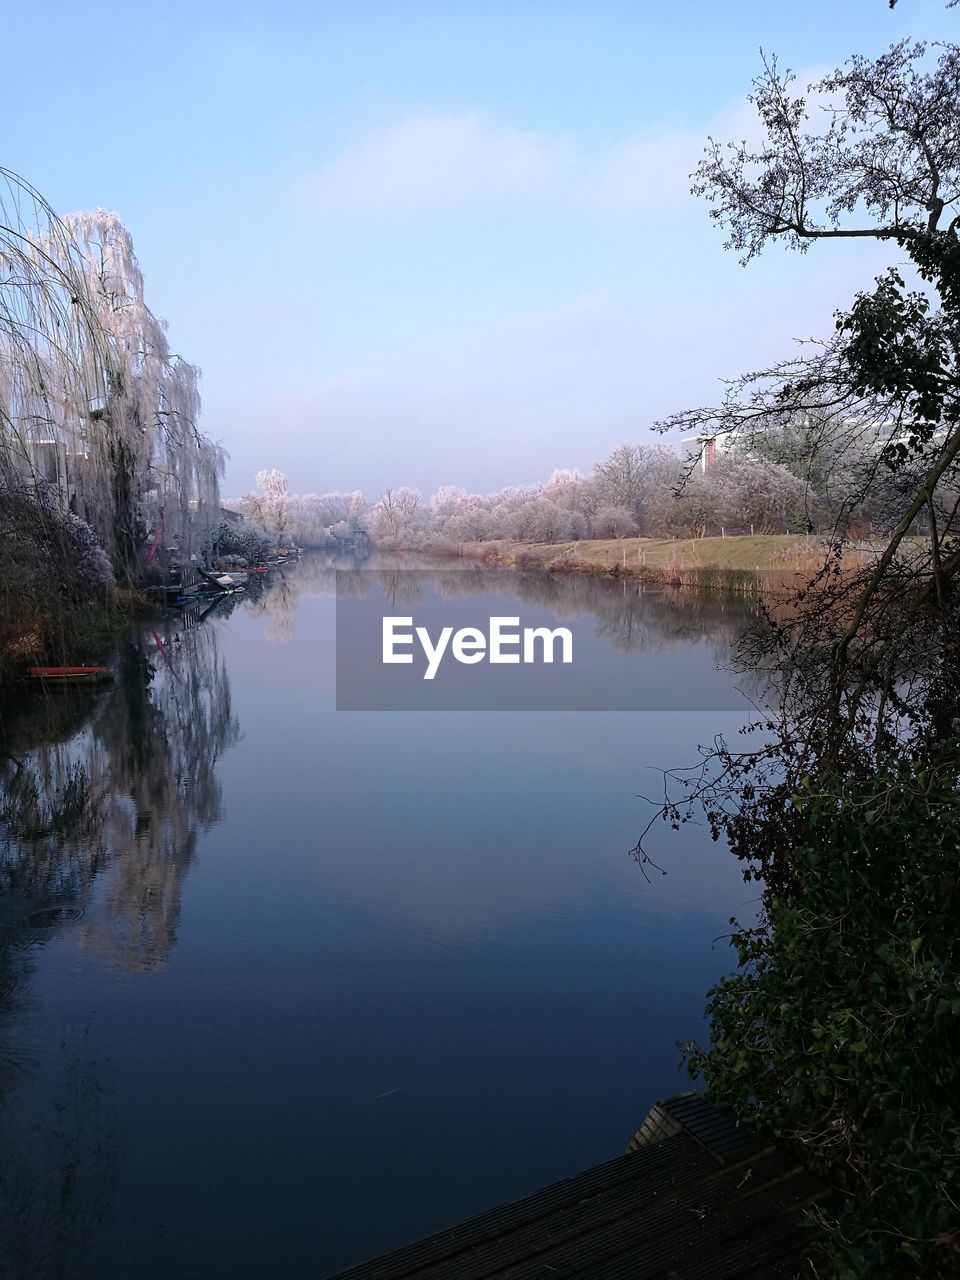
[196,565,246,594]
[26,665,113,685]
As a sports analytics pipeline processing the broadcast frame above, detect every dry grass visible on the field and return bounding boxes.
[459,534,814,573]
[451,534,875,602]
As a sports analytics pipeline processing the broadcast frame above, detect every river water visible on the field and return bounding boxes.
[0,558,761,1279]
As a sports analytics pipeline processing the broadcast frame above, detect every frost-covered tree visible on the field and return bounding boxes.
[593,444,648,514]
[683,39,960,524]
[0,177,223,585]
[213,519,273,566]
[373,487,423,541]
[253,468,290,543]
[225,486,371,548]
[0,172,104,486]
[593,443,677,531]
[592,504,638,539]
[56,209,223,576]
[704,454,809,533]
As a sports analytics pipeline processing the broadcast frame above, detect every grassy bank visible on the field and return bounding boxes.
[448,534,830,594]
[458,533,809,569]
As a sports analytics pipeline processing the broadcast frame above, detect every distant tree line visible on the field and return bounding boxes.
[241,413,949,556]
[225,472,367,550]
[368,421,941,549]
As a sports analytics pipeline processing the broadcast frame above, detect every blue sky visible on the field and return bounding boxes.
[5,0,954,496]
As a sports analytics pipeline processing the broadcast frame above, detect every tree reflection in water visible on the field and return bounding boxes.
[0,614,239,1276]
[1,616,239,973]
[250,553,760,674]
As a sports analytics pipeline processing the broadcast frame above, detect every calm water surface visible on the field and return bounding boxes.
[0,559,760,1279]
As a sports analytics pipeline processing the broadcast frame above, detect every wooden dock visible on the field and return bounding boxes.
[327,1093,832,1280]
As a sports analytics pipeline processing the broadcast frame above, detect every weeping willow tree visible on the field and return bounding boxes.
[0,170,106,481]
[59,209,225,576]
[0,167,224,619]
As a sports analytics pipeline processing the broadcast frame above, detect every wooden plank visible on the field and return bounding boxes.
[566,1172,825,1279]
[327,1096,830,1280]
[657,1094,763,1165]
[418,1152,800,1280]
[406,1148,725,1280]
[329,1133,703,1280]
[626,1108,683,1152]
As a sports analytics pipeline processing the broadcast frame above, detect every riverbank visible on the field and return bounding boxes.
[0,591,148,686]
[443,533,828,595]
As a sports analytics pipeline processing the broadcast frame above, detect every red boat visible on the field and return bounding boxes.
[26,665,113,684]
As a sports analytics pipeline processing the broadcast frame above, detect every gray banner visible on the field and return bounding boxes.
[335,569,748,711]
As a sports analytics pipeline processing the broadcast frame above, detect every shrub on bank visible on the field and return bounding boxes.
[684,757,960,1278]
[0,485,118,675]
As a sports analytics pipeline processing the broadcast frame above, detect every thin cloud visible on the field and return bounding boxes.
[289,85,811,225]
[296,112,571,215]
[295,110,698,219]
[593,129,704,213]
